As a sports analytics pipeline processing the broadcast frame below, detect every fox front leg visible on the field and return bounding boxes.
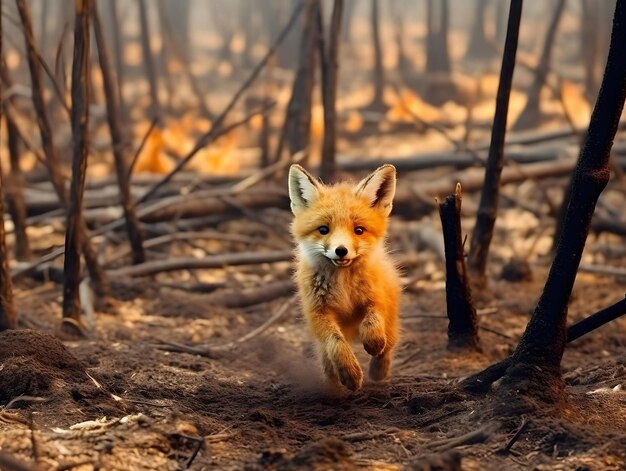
[359,306,387,357]
[310,314,363,391]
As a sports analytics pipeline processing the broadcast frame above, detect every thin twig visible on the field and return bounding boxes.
[128,117,159,179]
[497,417,528,454]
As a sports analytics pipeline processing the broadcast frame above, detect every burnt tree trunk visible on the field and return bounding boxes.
[439,184,480,351]
[319,0,344,182]
[285,0,319,156]
[0,0,17,331]
[108,0,127,118]
[468,0,523,286]
[466,0,626,406]
[16,0,109,299]
[581,0,600,101]
[368,0,386,110]
[138,0,162,120]
[466,0,494,60]
[1,59,31,260]
[425,0,451,75]
[63,0,93,327]
[423,0,455,105]
[513,0,566,130]
[93,2,145,264]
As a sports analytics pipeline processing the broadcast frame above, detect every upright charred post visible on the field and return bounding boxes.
[439,184,480,351]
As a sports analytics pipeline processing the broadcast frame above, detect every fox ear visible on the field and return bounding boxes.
[354,165,396,215]
[288,164,321,214]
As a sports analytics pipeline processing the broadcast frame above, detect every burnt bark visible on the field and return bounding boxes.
[468,0,523,286]
[513,0,566,130]
[138,0,162,120]
[319,0,344,182]
[425,0,451,75]
[0,0,17,331]
[108,0,127,118]
[423,0,456,105]
[368,0,386,110]
[439,184,480,351]
[285,0,319,156]
[63,0,93,325]
[1,60,31,260]
[465,0,494,60]
[93,2,145,264]
[581,0,600,101]
[467,0,626,401]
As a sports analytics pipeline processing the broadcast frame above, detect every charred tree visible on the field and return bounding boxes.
[513,0,566,130]
[108,0,127,118]
[138,0,162,120]
[341,0,355,43]
[464,0,626,407]
[93,2,145,265]
[16,0,109,299]
[425,0,451,75]
[1,60,31,260]
[0,0,17,331]
[423,0,456,105]
[285,0,320,156]
[367,0,386,110]
[581,0,600,101]
[468,0,523,286]
[63,0,94,328]
[163,0,191,54]
[439,184,480,351]
[319,0,344,183]
[465,0,494,60]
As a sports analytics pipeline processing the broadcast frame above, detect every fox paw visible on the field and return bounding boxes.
[335,358,363,391]
[362,334,386,357]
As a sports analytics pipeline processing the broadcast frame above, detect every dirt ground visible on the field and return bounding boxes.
[1,188,626,471]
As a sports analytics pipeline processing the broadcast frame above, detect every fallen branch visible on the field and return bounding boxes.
[106,230,284,265]
[578,264,626,278]
[429,421,501,452]
[205,280,295,309]
[107,251,292,278]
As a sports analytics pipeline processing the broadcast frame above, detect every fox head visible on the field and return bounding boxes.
[288,164,396,268]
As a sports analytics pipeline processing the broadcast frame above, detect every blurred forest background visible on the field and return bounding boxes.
[1,1,626,470]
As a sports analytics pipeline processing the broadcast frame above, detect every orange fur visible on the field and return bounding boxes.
[288,165,401,392]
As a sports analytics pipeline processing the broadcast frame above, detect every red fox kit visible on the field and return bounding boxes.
[288,164,400,392]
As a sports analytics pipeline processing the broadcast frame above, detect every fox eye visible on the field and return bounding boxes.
[354,226,365,235]
[318,225,330,235]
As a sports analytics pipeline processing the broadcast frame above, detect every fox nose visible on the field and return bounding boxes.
[335,246,348,258]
